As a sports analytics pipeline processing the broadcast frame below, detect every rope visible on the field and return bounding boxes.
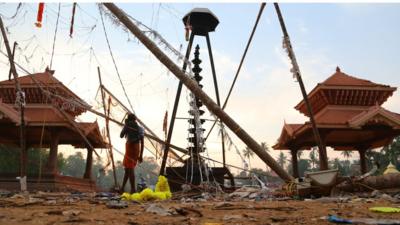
[98,5,135,112]
[205,2,266,141]
[0,3,23,20]
[37,67,57,183]
[49,3,61,69]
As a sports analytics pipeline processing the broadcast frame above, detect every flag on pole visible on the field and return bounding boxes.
[35,3,45,28]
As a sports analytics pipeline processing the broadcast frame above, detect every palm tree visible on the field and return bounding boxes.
[277,152,287,168]
[341,151,353,159]
[309,149,318,170]
[243,146,254,170]
[260,142,270,172]
[260,142,269,152]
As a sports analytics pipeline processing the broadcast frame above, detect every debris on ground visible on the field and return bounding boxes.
[145,203,174,216]
[106,200,128,209]
[327,215,400,224]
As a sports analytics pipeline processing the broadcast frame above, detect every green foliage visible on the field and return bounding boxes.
[365,136,400,174]
[0,144,65,175]
[309,149,319,171]
[61,152,86,177]
[277,152,287,168]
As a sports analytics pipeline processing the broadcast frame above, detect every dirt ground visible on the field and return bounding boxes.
[1,197,400,225]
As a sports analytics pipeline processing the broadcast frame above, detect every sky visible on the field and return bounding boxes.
[0,3,399,174]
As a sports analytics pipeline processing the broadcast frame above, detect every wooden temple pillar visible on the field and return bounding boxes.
[46,131,60,174]
[83,146,94,179]
[290,148,299,178]
[318,131,329,171]
[358,148,368,174]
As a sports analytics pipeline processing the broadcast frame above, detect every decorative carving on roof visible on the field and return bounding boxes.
[0,71,90,116]
[295,68,397,117]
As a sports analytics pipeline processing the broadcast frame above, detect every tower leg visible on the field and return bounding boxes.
[160,32,195,175]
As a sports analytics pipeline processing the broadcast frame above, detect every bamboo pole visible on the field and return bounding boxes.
[102,3,293,182]
[273,3,328,170]
[0,17,27,180]
[97,67,118,188]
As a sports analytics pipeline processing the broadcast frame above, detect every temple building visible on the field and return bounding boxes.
[273,67,400,178]
[0,69,107,191]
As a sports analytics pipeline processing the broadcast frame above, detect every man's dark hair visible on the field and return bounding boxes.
[127,113,137,122]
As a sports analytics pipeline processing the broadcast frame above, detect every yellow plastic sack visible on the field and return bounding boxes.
[120,175,172,202]
[140,188,155,201]
[131,193,141,201]
[155,175,171,193]
[155,175,172,200]
[369,207,400,213]
[121,192,132,201]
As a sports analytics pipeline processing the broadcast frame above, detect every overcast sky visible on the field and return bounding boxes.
[0,3,399,173]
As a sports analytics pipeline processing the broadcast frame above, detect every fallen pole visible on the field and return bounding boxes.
[102,3,293,182]
[336,173,400,192]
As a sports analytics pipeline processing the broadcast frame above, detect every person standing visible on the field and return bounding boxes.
[120,113,144,193]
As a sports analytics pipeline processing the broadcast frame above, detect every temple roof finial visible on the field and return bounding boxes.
[336,66,341,73]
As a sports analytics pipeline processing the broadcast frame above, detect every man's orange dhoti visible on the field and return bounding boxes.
[123,142,140,169]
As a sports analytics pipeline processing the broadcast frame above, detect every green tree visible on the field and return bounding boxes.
[260,142,269,172]
[341,151,353,159]
[0,145,65,175]
[242,146,254,169]
[260,142,269,152]
[277,152,287,168]
[61,152,86,177]
[309,149,318,171]
[287,158,311,177]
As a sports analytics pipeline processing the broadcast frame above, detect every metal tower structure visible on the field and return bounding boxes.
[159,8,234,190]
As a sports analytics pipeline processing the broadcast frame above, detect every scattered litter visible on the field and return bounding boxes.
[45,210,63,215]
[106,200,128,209]
[63,217,90,223]
[271,217,288,223]
[28,197,44,204]
[223,214,242,221]
[213,202,234,209]
[327,215,353,224]
[380,194,400,203]
[0,189,12,197]
[44,200,57,205]
[315,197,351,203]
[62,210,81,216]
[327,215,400,224]
[369,207,400,213]
[175,206,203,217]
[145,203,173,216]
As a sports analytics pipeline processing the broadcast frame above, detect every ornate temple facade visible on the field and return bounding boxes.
[0,69,107,191]
[274,67,400,177]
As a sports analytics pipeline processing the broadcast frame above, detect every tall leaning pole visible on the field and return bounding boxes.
[102,3,293,182]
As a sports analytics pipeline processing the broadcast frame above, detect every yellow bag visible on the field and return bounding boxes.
[369,207,400,213]
[120,175,172,202]
[140,188,155,201]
